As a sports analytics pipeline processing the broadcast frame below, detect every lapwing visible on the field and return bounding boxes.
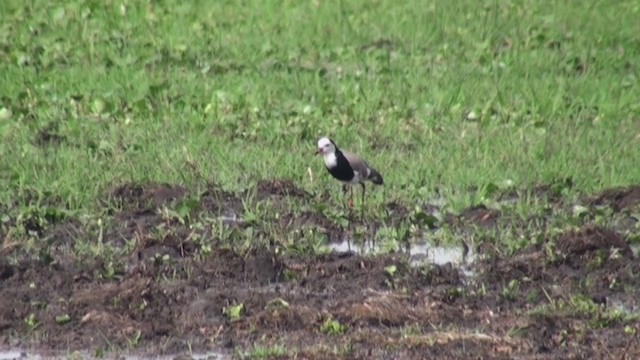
[315,137,384,211]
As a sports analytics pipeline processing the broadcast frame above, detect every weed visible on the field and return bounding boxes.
[101,260,124,281]
[624,325,637,336]
[265,298,290,310]
[24,313,39,332]
[55,314,71,325]
[320,317,348,336]
[240,344,288,359]
[502,279,521,301]
[530,293,640,329]
[127,330,142,349]
[224,303,244,322]
[384,264,398,277]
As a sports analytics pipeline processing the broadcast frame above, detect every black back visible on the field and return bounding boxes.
[326,149,354,182]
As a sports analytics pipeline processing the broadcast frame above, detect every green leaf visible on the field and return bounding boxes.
[224,303,244,321]
[384,265,397,277]
[412,211,439,228]
[176,198,199,219]
[572,205,590,218]
[624,325,636,335]
[55,314,71,325]
[265,298,290,310]
[320,318,347,335]
[483,182,500,198]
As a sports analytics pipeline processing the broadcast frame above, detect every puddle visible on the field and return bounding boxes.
[328,240,476,276]
[0,349,229,360]
[632,244,640,257]
[0,350,26,360]
[219,211,244,225]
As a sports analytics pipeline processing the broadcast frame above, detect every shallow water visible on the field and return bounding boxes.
[632,243,640,257]
[328,239,476,276]
[0,349,228,360]
[0,350,25,360]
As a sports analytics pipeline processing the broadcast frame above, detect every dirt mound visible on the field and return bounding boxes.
[0,257,13,280]
[134,225,199,260]
[497,183,567,204]
[0,245,283,352]
[277,210,342,241]
[587,185,640,211]
[479,224,639,312]
[337,290,428,326]
[555,225,633,266]
[456,204,500,228]
[107,182,188,210]
[384,200,410,226]
[248,304,320,332]
[45,218,86,255]
[198,182,243,216]
[2,182,640,359]
[0,190,71,238]
[254,179,311,200]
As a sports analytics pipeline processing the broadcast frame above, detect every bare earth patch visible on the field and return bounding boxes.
[1,183,639,359]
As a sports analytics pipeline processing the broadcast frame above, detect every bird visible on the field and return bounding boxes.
[315,137,384,212]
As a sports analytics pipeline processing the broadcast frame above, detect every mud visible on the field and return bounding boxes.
[586,185,640,212]
[1,182,639,359]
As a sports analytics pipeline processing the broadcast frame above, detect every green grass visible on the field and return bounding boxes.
[1,0,639,214]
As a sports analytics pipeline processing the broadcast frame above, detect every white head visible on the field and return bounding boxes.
[316,137,336,155]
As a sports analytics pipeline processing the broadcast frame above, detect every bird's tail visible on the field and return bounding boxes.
[368,167,384,185]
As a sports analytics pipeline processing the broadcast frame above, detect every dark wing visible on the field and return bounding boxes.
[343,151,384,185]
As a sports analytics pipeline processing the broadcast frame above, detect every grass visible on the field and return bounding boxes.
[1,0,639,217]
[239,343,288,359]
[528,293,640,329]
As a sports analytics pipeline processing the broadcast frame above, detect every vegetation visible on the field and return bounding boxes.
[1,0,639,358]
[1,0,639,216]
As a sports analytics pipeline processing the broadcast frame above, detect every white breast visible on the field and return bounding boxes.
[323,152,338,168]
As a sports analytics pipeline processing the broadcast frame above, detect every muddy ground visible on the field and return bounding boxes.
[1,181,640,359]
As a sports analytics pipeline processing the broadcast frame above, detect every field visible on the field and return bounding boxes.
[1,0,640,358]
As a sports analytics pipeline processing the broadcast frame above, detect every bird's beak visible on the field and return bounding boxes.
[315,148,322,155]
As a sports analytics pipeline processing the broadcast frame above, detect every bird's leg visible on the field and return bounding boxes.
[360,182,367,248]
[342,184,352,208]
[348,186,354,209]
[347,186,354,252]
[360,182,366,218]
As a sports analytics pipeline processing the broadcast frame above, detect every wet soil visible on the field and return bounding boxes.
[586,185,640,212]
[1,181,640,359]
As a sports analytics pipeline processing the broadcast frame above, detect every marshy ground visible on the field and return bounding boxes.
[2,0,640,358]
[1,180,639,359]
